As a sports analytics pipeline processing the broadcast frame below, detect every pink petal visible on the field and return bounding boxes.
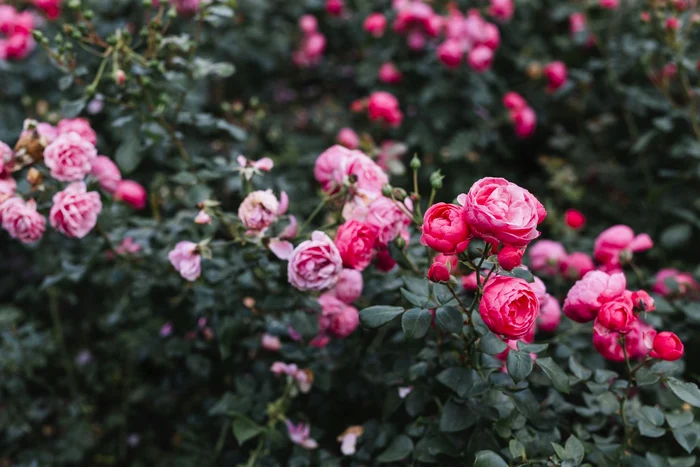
[237,155,247,167]
[629,233,653,253]
[279,191,289,215]
[270,240,294,260]
[254,157,274,171]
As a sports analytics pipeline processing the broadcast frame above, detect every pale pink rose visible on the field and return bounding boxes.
[562,270,626,323]
[462,177,546,247]
[285,420,318,450]
[57,118,97,145]
[194,210,211,225]
[314,145,355,193]
[365,196,413,247]
[0,176,16,199]
[318,293,360,338]
[560,252,595,280]
[20,121,58,144]
[531,276,547,304]
[528,240,567,275]
[652,268,699,296]
[314,145,388,199]
[537,294,561,332]
[90,155,122,193]
[299,14,318,34]
[0,197,45,243]
[0,140,12,174]
[114,237,141,256]
[288,231,343,291]
[269,239,295,260]
[168,241,202,281]
[328,268,363,304]
[49,182,102,238]
[337,127,360,149]
[261,333,282,351]
[238,189,281,232]
[344,152,389,198]
[593,225,653,269]
[43,132,97,182]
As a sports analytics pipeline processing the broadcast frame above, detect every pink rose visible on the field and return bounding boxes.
[238,189,282,232]
[468,45,494,72]
[480,276,540,339]
[562,270,626,323]
[57,118,97,145]
[334,220,377,271]
[328,268,363,304]
[594,319,653,362]
[650,332,684,361]
[168,241,202,281]
[314,145,354,193]
[49,182,102,238]
[365,197,413,247]
[314,145,388,198]
[543,61,568,92]
[437,39,463,69]
[34,0,61,19]
[171,0,201,15]
[593,225,653,269]
[560,252,595,280]
[528,240,567,275]
[0,140,12,174]
[652,268,699,296]
[569,13,586,34]
[299,15,318,34]
[631,290,655,312]
[513,106,537,138]
[427,262,451,283]
[462,177,546,247]
[537,295,561,333]
[194,210,211,225]
[325,0,344,16]
[599,0,619,9]
[337,127,360,149]
[503,92,527,111]
[0,176,17,199]
[462,272,478,291]
[90,156,122,193]
[43,132,97,182]
[498,245,524,271]
[5,32,34,60]
[378,62,403,84]
[489,0,514,22]
[261,333,282,351]
[564,209,586,230]
[375,248,396,272]
[420,202,470,255]
[594,295,635,334]
[288,231,343,291]
[319,293,359,338]
[0,198,45,243]
[364,13,387,38]
[368,91,403,127]
[592,328,625,361]
[114,180,147,210]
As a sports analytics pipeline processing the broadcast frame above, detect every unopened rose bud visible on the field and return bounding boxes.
[382,184,393,197]
[115,69,126,86]
[410,155,421,170]
[26,168,42,186]
[430,170,444,189]
[394,236,406,249]
[427,262,451,283]
[392,187,407,200]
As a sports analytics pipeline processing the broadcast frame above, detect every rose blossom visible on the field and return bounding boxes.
[479,276,540,339]
[170,0,201,15]
[285,420,318,450]
[513,106,537,138]
[261,333,282,351]
[650,332,684,361]
[528,240,567,275]
[537,295,561,333]
[498,245,524,271]
[593,225,653,269]
[375,248,396,272]
[631,290,655,312]
[328,268,363,304]
[114,180,147,210]
[0,176,17,200]
[1,198,45,243]
[543,61,568,92]
[420,202,470,255]
[49,182,102,238]
[57,118,97,145]
[334,220,377,271]
[565,209,586,230]
[599,0,619,9]
[560,252,595,280]
[378,62,403,84]
[43,132,97,182]
[652,268,698,296]
[367,91,403,127]
[427,262,451,283]
[462,272,478,291]
[168,241,202,281]
[364,12,387,37]
[318,293,360,338]
[337,127,360,149]
[238,189,281,232]
[437,39,463,69]
[314,145,387,198]
[468,45,494,72]
[562,270,626,323]
[462,177,546,247]
[288,231,343,291]
[366,197,413,247]
[90,155,122,193]
[503,92,527,111]
[594,296,635,334]
[299,14,318,34]
[34,0,61,19]
[325,0,344,16]
[194,210,211,225]
[489,0,514,22]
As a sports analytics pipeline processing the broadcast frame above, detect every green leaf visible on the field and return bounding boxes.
[537,357,571,393]
[216,120,247,141]
[509,439,526,461]
[569,356,592,381]
[473,450,508,467]
[512,389,539,420]
[402,308,432,339]
[232,416,263,445]
[564,435,585,465]
[479,332,507,355]
[636,367,660,386]
[638,420,666,438]
[439,399,476,432]
[666,412,694,429]
[672,425,699,453]
[507,350,533,382]
[401,288,434,308]
[115,125,142,174]
[667,377,700,407]
[661,224,692,249]
[435,306,463,334]
[511,267,534,282]
[641,406,665,426]
[518,342,549,353]
[61,97,86,118]
[377,434,414,463]
[359,306,404,328]
[436,368,489,398]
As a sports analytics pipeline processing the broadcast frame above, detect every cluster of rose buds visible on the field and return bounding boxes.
[503,92,536,138]
[392,0,441,51]
[437,6,501,72]
[293,14,326,68]
[0,5,36,61]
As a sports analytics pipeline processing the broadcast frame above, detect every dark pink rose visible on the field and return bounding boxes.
[480,275,540,339]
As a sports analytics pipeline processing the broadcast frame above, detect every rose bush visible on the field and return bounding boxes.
[1,0,700,466]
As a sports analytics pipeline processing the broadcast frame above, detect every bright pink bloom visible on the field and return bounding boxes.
[57,118,97,145]
[367,91,403,127]
[543,61,568,92]
[364,13,387,37]
[593,225,653,269]
[537,295,561,332]
[49,182,102,238]
[467,45,494,72]
[375,248,396,272]
[114,180,147,210]
[594,320,653,362]
[592,328,625,361]
[665,16,680,31]
[238,189,282,232]
[90,156,122,193]
[0,198,45,243]
[170,0,201,16]
[328,268,363,304]
[599,0,619,9]
[498,245,524,271]
[0,176,17,200]
[34,0,61,19]
[503,92,527,111]
[560,252,595,280]
[564,209,586,230]
[319,293,359,338]
[336,127,360,149]
[288,231,343,291]
[378,62,403,84]
[168,241,201,281]
[570,13,586,34]
[650,332,684,361]
[420,202,470,255]
[480,276,539,339]
[314,145,387,199]
[512,107,537,138]
[595,296,635,334]
[631,290,655,312]
[366,197,413,247]
[437,39,463,69]
[406,31,426,50]
[489,0,514,22]
[334,220,377,271]
[299,14,318,34]
[43,132,97,182]
[462,272,478,291]
[652,268,699,296]
[325,0,344,17]
[427,262,451,283]
[528,240,567,275]
[462,177,546,247]
[563,271,626,323]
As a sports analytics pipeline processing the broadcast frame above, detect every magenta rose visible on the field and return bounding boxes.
[238,189,282,232]
[43,132,97,182]
[594,295,635,334]
[462,177,546,247]
[114,180,147,210]
[528,240,567,275]
[363,12,387,37]
[168,241,202,282]
[49,182,102,238]
[652,268,699,296]
[537,294,561,333]
[543,61,568,92]
[420,202,470,255]
[0,197,45,243]
[334,220,377,271]
[91,155,122,193]
[489,0,514,22]
[367,91,403,127]
[479,275,540,339]
[288,231,343,291]
[562,270,626,323]
[593,224,653,270]
[365,196,413,247]
[650,332,684,361]
[336,127,359,149]
[498,245,524,271]
[318,293,359,339]
[57,118,97,145]
[328,268,363,304]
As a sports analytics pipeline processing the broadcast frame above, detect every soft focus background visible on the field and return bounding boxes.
[1,0,700,466]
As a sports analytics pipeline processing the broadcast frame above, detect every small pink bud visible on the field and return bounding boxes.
[114,180,147,210]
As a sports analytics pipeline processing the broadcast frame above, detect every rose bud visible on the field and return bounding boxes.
[437,39,463,69]
[564,209,585,230]
[650,331,684,361]
[595,296,636,334]
[543,61,568,92]
[498,245,524,271]
[363,12,387,38]
[114,180,147,210]
[631,290,655,312]
[420,203,470,255]
[427,262,451,283]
